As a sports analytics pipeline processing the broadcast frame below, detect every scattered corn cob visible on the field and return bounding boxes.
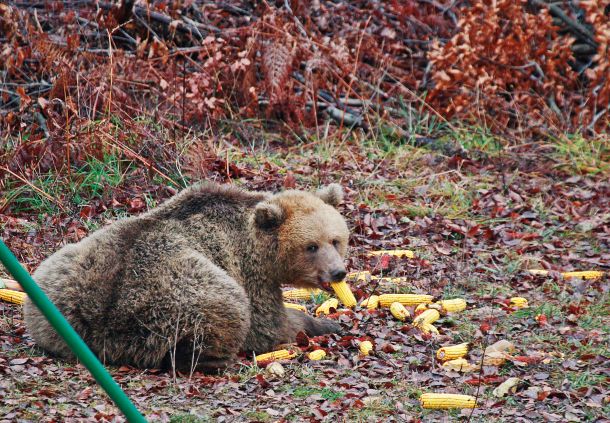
[282,288,322,300]
[528,269,604,280]
[390,302,410,321]
[330,281,357,307]
[414,303,428,313]
[359,341,374,356]
[493,377,521,398]
[420,393,476,409]
[562,271,604,280]
[307,350,327,360]
[360,295,380,309]
[413,309,440,327]
[255,349,297,364]
[436,343,469,361]
[419,323,439,335]
[509,297,529,309]
[438,298,467,313]
[368,249,415,259]
[284,302,307,312]
[315,298,339,316]
[379,294,434,307]
[0,289,26,305]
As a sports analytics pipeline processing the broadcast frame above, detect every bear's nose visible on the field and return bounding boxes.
[330,269,347,282]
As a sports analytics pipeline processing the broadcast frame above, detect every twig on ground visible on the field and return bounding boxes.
[531,0,597,48]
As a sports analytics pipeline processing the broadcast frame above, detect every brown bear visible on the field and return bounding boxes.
[24,182,349,372]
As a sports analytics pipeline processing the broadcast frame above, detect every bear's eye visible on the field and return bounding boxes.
[332,239,340,248]
[307,244,319,253]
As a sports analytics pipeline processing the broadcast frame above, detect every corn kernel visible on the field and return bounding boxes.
[359,295,380,309]
[438,298,467,313]
[413,309,440,327]
[0,289,26,305]
[420,393,476,409]
[330,281,357,307]
[379,294,434,307]
[436,343,469,361]
[315,298,339,316]
[419,323,439,335]
[509,297,528,309]
[359,341,374,355]
[282,288,322,300]
[255,349,296,364]
[307,350,327,360]
[390,302,410,321]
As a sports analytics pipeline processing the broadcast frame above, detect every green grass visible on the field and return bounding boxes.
[551,133,610,175]
[292,387,345,401]
[169,413,212,423]
[242,411,271,422]
[452,126,505,154]
[2,153,132,215]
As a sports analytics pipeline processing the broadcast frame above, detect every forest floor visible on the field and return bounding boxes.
[1,0,609,421]
[1,122,609,422]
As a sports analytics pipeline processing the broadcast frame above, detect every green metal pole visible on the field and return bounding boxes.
[0,239,147,422]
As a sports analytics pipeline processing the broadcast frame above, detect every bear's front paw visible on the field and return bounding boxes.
[312,318,342,336]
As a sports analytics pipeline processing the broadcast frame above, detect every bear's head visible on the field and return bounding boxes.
[254,184,349,289]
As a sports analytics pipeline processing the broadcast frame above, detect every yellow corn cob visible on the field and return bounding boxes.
[346,271,370,281]
[330,281,357,307]
[282,288,322,300]
[0,289,26,305]
[528,269,604,280]
[255,349,297,364]
[390,302,410,321]
[438,298,467,313]
[360,295,380,309]
[368,250,415,259]
[284,302,307,312]
[315,298,339,316]
[562,271,604,280]
[307,350,327,360]
[509,297,528,309]
[436,343,469,361]
[413,309,440,327]
[419,323,440,335]
[379,294,434,307]
[420,393,477,409]
[414,303,428,313]
[359,341,374,355]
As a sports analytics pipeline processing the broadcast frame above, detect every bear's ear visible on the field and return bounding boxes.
[315,183,344,207]
[254,201,285,230]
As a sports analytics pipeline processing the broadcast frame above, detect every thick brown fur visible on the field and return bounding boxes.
[24,182,349,372]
